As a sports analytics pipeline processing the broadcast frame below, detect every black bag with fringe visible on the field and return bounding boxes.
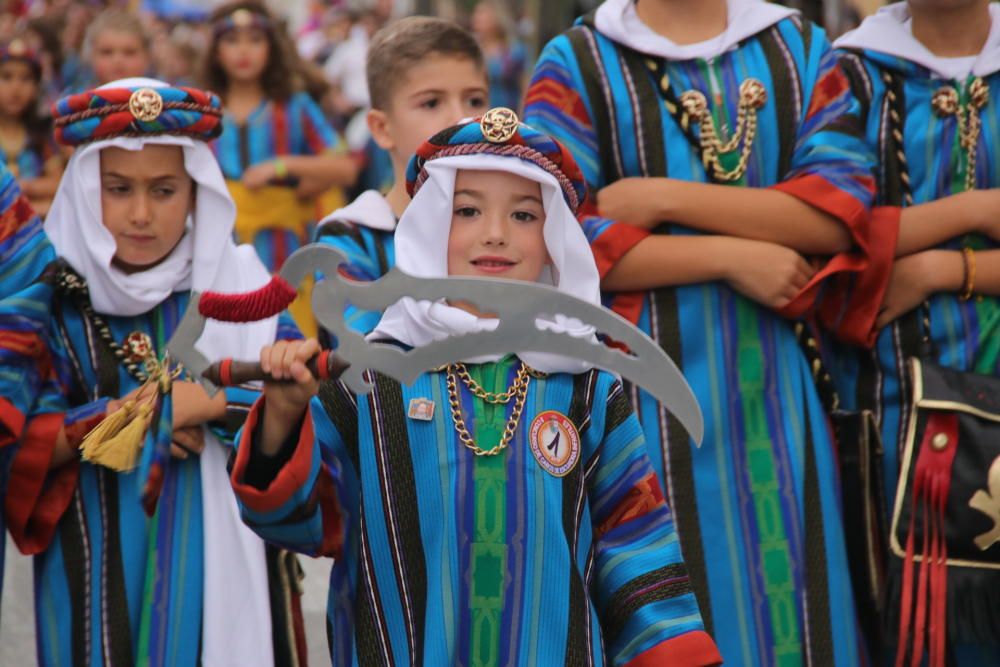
[889,359,1000,665]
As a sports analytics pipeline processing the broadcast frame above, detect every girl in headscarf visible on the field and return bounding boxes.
[230,113,722,667]
[0,78,307,667]
[203,1,359,336]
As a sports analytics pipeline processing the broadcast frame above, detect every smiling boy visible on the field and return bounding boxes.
[231,116,722,667]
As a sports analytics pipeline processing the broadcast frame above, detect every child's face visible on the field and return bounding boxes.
[447,169,550,283]
[99,145,194,273]
[369,54,488,170]
[0,60,37,118]
[216,27,269,85]
[90,30,149,85]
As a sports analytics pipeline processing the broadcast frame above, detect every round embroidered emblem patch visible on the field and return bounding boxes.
[529,411,580,477]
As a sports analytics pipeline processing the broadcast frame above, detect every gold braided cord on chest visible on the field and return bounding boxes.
[931,77,990,192]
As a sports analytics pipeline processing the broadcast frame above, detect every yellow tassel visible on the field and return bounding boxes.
[79,400,136,458]
[82,403,152,472]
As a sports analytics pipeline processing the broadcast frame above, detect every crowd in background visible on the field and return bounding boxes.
[0,0,877,218]
[0,0,550,214]
[5,2,988,667]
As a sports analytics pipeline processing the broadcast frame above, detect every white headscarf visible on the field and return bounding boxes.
[835,2,1000,80]
[44,78,276,667]
[369,153,602,374]
[594,0,797,62]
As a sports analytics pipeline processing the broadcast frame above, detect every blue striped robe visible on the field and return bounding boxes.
[315,221,395,337]
[0,165,53,619]
[525,13,876,667]
[833,48,1000,665]
[0,269,302,667]
[231,362,721,666]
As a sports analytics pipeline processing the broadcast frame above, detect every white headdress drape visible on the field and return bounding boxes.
[369,153,602,374]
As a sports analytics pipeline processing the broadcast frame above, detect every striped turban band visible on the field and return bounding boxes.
[406,107,588,214]
[53,86,224,147]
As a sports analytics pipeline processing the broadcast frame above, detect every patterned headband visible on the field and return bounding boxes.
[213,8,274,36]
[0,39,41,74]
[52,86,224,146]
[406,108,588,214]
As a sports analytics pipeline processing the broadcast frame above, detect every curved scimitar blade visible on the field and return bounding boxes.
[166,293,218,394]
[291,244,704,445]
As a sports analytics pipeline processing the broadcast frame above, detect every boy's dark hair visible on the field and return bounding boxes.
[202,0,318,103]
[366,17,484,111]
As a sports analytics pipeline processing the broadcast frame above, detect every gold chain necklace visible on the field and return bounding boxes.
[679,78,768,183]
[931,77,990,192]
[450,362,529,403]
[446,362,531,456]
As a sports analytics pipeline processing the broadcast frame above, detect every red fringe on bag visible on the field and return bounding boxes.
[895,412,958,667]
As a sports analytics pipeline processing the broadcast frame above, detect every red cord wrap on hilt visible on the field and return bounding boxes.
[198,275,298,322]
[895,412,958,667]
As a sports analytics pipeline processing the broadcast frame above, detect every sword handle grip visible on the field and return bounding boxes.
[202,351,350,386]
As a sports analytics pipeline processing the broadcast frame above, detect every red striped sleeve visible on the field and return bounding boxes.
[5,412,81,555]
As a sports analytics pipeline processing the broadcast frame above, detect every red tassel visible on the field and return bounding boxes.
[198,275,298,323]
[895,412,958,667]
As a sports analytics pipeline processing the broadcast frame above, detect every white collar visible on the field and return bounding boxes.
[594,0,798,61]
[835,2,1000,79]
[369,153,602,374]
[318,189,396,232]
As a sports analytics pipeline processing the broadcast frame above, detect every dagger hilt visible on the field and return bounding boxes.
[202,350,350,386]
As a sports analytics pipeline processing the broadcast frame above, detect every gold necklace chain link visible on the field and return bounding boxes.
[446,362,531,456]
[452,361,530,403]
[932,78,990,192]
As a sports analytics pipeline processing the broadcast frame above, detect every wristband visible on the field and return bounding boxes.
[273,157,288,180]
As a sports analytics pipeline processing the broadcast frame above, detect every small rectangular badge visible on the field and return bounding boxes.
[407,398,435,421]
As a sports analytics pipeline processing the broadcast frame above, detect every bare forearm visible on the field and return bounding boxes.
[259,400,306,457]
[656,179,851,254]
[603,235,732,291]
[917,249,1000,297]
[283,153,358,189]
[22,175,60,200]
[896,191,985,257]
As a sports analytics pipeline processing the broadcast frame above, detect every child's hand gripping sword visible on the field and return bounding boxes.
[167,243,705,444]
